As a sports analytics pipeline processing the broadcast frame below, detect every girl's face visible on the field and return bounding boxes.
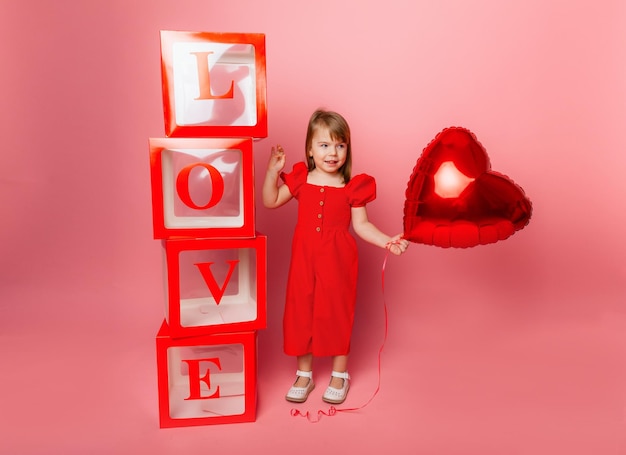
[308,126,348,175]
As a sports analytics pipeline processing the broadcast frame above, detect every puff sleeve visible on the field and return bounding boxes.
[280,162,308,198]
[347,174,376,207]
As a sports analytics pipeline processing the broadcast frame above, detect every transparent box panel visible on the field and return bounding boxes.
[161,147,244,228]
[178,247,257,327]
[172,42,257,127]
[167,344,245,419]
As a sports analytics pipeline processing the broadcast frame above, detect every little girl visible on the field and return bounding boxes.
[263,109,408,404]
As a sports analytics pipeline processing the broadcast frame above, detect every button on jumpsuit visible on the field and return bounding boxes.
[280,162,376,357]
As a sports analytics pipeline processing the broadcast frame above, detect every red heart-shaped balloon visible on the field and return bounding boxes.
[403,127,532,248]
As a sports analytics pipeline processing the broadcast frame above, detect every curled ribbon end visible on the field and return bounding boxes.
[290,406,339,423]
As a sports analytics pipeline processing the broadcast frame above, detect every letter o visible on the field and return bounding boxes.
[176,163,225,210]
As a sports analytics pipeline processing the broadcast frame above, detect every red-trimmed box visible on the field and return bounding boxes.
[156,320,257,427]
[160,30,267,139]
[163,234,267,338]
[149,137,255,239]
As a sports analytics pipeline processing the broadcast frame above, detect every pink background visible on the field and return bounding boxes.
[1,0,625,454]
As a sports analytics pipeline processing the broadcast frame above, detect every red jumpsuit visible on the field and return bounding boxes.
[280,162,376,357]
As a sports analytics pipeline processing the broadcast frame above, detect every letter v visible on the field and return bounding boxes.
[194,260,239,305]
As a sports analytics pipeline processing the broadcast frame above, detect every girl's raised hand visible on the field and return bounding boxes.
[268,144,286,173]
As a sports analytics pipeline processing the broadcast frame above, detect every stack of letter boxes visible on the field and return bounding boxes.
[148,31,268,428]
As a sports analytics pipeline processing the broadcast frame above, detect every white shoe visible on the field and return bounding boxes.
[285,370,315,403]
[322,371,350,404]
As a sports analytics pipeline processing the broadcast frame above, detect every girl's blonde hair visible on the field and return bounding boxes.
[305,109,352,183]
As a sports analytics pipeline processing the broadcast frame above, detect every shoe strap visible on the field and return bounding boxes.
[296,370,313,378]
[330,370,350,380]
